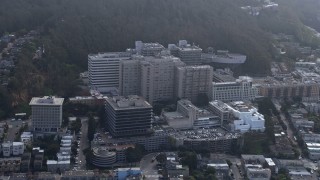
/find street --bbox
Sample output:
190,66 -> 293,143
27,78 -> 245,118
78,117 -> 89,170
140,153 -> 161,180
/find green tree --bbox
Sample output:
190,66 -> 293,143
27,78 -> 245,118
156,153 -> 166,164
126,144 -> 145,163
87,116 -> 97,141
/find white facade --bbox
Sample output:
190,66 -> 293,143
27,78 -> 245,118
30,96 -> 64,133
212,76 -> 258,102
12,142 -> 24,156
88,52 -> 131,91
209,101 -> 265,132
1,142 -> 24,157
2,142 -> 11,157
228,101 -> 265,132
20,132 -> 33,145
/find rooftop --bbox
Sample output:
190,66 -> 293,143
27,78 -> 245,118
106,95 -> 152,110
29,96 -> 64,106
63,170 -> 95,177
88,52 -> 131,60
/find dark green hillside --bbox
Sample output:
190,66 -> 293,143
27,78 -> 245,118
0,0 -> 319,117
1,0 -> 273,74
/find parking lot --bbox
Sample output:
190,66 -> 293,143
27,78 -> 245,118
5,118 -> 30,141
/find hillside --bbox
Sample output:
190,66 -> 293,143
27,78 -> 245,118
0,0 -> 320,117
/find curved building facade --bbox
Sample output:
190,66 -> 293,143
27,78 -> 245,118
91,147 -> 116,167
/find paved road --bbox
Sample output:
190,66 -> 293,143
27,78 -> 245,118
78,117 -> 89,169
230,164 -> 243,180
273,100 -> 302,155
140,153 -> 160,180
5,119 -> 26,141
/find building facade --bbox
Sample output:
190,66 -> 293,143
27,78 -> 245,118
119,58 -> 141,96
88,52 -> 131,91
135,41 -> 164,56
175,65 -> 213,103
212,76 -> 258,102
29,96 -> 64,133
169,40 -> 202,65
105,95 -> 152,137
140,56 -> 183,104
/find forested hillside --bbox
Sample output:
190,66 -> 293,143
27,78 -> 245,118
0,0 -> 320,117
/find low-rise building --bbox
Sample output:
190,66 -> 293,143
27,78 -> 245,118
0,157 -> 21,173
163,99 -> 220,130
275,159 -> 314,180
61,170 -> 97,180
2,141 -> 24,157
46,160 -> 70,173
166,155 -> 189,178
20,132 -> 33,145
115,167 -> 142,180
209,101 -> 265,132
241,155 -> 271,180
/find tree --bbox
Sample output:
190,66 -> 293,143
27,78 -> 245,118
88,116 -> 97,141
156,153 -> 166,164
70,118 -> 82,134
179,151 -> 197,171
126,144 -> 145,163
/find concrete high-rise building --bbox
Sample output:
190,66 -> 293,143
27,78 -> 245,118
29,96 -> 64,133
135,41 -> 165,56
105,95 -> 152,137
88,52 -> 131,91
212,76 -> 258,102
169,40 -> 202,65
175,65 -> 213,103
140,56 -> 184,104
119,56 -> 143,96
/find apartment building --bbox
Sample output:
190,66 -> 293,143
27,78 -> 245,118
175,65 -> 213,103
257,79 -> 319,100
212,76 -> 258,102
29,96 -> 64,133
88,52 -> 131,91
105,95 -> 152,137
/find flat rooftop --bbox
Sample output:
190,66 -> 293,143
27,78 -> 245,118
106,95 -> 152,110
88,52 -> 131,60
29,96 -> 64,106
63,170 -> 95,177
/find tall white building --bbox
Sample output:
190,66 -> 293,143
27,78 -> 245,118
88,52 -> 131,91
119,56 -> 143,96
175,65 -> 213,103
30,96 -> 64,133
212,76 -> 258,102
138,55 -> 183,104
